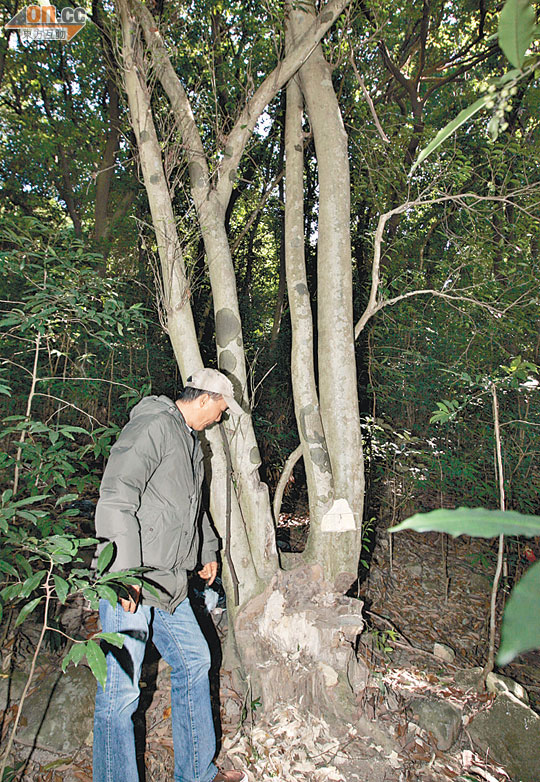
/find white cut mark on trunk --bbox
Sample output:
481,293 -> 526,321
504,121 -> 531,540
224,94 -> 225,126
320,498 -> 356,532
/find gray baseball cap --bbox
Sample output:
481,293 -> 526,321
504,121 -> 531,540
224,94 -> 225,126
185,368 -> 244,416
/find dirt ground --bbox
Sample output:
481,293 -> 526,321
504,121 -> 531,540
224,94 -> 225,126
2,516 -> 539,781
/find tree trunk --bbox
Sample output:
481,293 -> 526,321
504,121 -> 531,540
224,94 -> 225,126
117,0 -> 261,607
284,69 -> 335,554
290,1 -> 364,583
129,0 -> 353,592
93,78 -> 121,251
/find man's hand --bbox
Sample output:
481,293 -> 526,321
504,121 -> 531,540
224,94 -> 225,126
119,584 -> 141,613
198,561 -> 218,586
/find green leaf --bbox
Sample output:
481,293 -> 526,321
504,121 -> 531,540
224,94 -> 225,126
498,0 -> 536,69
79,537 -> 98,547
0,560 -> 18,576
55,493 -> 79,506
97,584 -> 118,606
53,574 -> 69,604
12,494 -> 50,508
96,542 -> 114,574
389,507 -> 540,538
95,632 -> 125,649
85,639 -> 108,690
62,641 -> 87,672
497,560 -> 540,664
409,96 -> 490,175
20,569 -> 47,598
15,553 -> 33,578
15,596 -> 42,626
1,583 -> 23,601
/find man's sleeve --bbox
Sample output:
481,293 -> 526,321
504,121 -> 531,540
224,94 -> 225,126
200,510 -> 219,566
95,416 -> 166,571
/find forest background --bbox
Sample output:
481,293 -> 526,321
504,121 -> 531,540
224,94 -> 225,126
0,0 -> 539,733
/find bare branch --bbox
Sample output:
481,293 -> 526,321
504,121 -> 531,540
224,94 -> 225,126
349,54 -> 390,144
355,192 -> 539,339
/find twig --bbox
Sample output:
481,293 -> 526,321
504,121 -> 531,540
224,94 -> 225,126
349,54 -> 390,143
482,383 -> 506,683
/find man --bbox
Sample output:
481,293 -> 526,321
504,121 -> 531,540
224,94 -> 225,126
93,368 -> 247,782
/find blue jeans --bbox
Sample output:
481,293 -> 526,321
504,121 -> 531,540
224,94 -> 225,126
93,598 -> 217,782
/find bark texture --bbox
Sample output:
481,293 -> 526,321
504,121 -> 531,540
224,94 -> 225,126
284,71 -> 335,533
117,0 -> 260,606
288,1 -> 364,582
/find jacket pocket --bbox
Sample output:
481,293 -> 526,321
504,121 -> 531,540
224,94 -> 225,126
141,509 -> 183,571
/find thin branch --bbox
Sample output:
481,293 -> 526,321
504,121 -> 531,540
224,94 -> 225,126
349,54 -> 389,143
482,384 -> 506,683
231,170 -> 284,254
354,192 -> 540,339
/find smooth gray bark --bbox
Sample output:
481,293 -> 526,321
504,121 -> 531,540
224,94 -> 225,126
290,1 -> 364,580
284,69 -> 335,541
117,0 -> 260,606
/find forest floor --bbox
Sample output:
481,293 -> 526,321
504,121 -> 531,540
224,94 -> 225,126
2,512 -> 539,782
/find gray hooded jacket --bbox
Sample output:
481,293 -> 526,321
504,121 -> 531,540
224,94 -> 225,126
95,395 -> 218,612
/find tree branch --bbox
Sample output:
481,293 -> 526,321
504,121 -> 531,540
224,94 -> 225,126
132,0 -> 351,207
350,54 -> 389,143
354,192 -> 538,339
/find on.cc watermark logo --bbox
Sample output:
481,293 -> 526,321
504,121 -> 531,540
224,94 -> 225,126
5,5 -> 87,42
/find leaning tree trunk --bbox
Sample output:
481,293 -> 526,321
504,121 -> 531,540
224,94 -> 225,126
117,0 -> 261,607
289,1 -> 364,585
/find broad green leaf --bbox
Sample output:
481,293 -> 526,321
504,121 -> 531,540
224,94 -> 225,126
48,535 -> 76,553
51,552 -> 74,564
389,507 -> 540,538
1,582 -> 23,601
85,639 -> 108,690
62,641 -> 87,672
99,572 -> 142,585
498,0 -> 536,68
15,553 -> 33,578
16,510 -> 39,522
79,537 -> 98,548
15,596 -> 42,626
0,560 -> 18,576
53,574 -> 69,604
20,569 -> 47,598
96,542 -> 114,574
96,584 -> 118,606
12,494 -> 49,508
410,96 -> 490,175
497,560 -> 540,664
95,632 -> 125,649
498,67 -> 524,83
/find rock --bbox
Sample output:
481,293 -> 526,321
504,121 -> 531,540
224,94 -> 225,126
404,564 -> 423,579
468,692 -> 540,782
408,696 -> 462,750
0,669 -> 27,713
486,672 -> 529,704
454,666 -> 483,692
433,642 -> 455,663
17,664 -> 96,754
